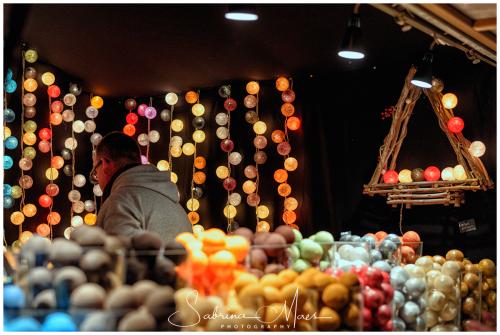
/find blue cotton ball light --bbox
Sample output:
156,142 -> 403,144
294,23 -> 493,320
4,195 -> 14,209
4,136 -> 18,150
4,156 -> 13,169
4,108 -> 15,123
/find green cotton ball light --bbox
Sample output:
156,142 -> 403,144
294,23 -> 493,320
299,239 -> 324,263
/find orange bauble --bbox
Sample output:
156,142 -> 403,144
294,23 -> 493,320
402,231 -> 421,249
209,250 -> 237,268
176,232 -> 198,247
201,228 -> 226,254
276,76 -> 290,92
188,211 -> 200,225
189,249 -> 209,275
277,183 -> 292,197
225,235 -> 250,262
185,91 -> 198,104
374,231 -> 388,241
281,103 -> 295,117
401,245 -> 416,264
274,169 -> 288,183
193,171 -> 206,184
194,156 -> 206,169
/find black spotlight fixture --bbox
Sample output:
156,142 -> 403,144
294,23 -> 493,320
338,6 -> 365,60
225,4 -> 258,21
411,52 -> 433,88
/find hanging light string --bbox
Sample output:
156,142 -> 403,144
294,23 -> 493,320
19,51 -> 27,241
274,76 -> 300,230
47,93 -> 56,241
187,90 -> 207,234
243,81 -> 270,232
69,104 -> 76,225
146,97 -> 152,161
167,102 -> 175,171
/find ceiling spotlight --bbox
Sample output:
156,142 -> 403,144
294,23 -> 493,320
225,4 -> 258,21
411,52 -> 433,88
338,12 -> 365,60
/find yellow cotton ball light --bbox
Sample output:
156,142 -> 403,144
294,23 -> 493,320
192,130 -> 206,143
45,167 -> 59,180
242,180 -> 256,194
84,213 -> 97,225
192,103 -> 205,116
253,121 -> 267,135
11,211 -> 25,225
23,132 -> 37,146
41,72 -> 55,86
284,157 -> 298,171
24,49 -> 38,63
170,172 -> 178,183
246,81 -> 260,95
171,119 -> 184,132
22,203 -> 37,217
453,164 -> 467,181
398,169 -> 413,183
23,79 -> 38,92
165,92 -> 178,105
20,231 -> 33,244
442,93 -> 458,109
216,166 -> 229,179
157,160 -> 170,171
4,126 -> 11,139
224,205 -> 237,219
11,186 -> 22,199
23,120 -> 37,133
182,143 -> 195,156
193,224 -> 205,237
256,205 -> 270,219
171,146 -> 182,158
441,167 -> 455,181
186,198 -> 200,211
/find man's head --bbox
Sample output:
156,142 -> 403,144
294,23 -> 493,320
91,131 -> 141,190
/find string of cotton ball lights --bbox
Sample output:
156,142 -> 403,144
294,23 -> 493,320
217,85 -> 240,232
274,76 -> 300,229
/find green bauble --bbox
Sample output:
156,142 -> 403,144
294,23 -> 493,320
292,229 -> 303,244
312,231 -> 335,252
288,245 -> 300,260
299,239 -> 324,263
292,259 -> 311,273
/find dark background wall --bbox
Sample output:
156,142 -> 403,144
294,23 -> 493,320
3,6 -> 496,262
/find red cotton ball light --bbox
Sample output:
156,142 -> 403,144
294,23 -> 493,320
424,166 -> 441,181
47,85 -> 61,98
220,139 -> 234,152
383,170 -> 398,184
126,112 -> 139,125
38,194 -> 53,208
447,117 -> 464,133
38,128 -> 52,141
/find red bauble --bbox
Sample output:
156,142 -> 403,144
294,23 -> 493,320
47,85 -> 61,98
38,194 -> 53,208
380,282 -> 394,303
363,287 -> 384,309
39,128 -> 52,140
363,307 -> 373,330
424,166 -> 441,181
126,112 -> 138,125
383,170 -> 398,184
376,304 -> 392,327
220,139 -> 234,152
447,117 -> 464,133
224,98 -> 237,112
364,267 -> 384,289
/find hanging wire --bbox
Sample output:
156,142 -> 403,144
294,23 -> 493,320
48,94 -> 55,241
19,50 -> 27,240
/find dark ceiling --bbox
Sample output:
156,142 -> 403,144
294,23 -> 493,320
4,3 -> 436,98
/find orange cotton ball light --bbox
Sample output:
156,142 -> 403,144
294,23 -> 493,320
51,156 -> 64,169
47,211 -> 61,225
286,116 -> 301,131
194,156 -> 206,169
246,81 -> 260,95
185,91 -> 198,104
123,124 -> 136,136
282,210 -> 297,224
271,130 -> 286,143
281,103 -> 295,117
274,169 -> 288,183
36,223 -> 51,237
91,96 -> 104,109
383,170 -> 399,184
277,183 -> 292,197
188,211 -> 200,225
50,113 -> 62,125
193,171 -> 206,184
276,76 -> 290,91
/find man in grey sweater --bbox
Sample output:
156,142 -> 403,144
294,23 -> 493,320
92,132 -> 192,243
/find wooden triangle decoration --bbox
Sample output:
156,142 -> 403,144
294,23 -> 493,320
363,67 -> 494,208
